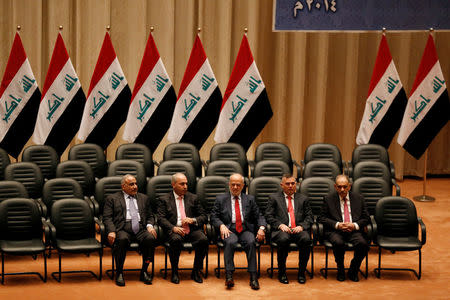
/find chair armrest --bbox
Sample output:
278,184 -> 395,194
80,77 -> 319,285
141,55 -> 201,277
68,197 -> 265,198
300,160 -> 306,179
42,219 -> 52,247
153,160 -> 160,167
35,198 -> 47,218
311,222 -> 319,245
265,224 -> 272,244
347,161 -> 353,178
204,223 -> 217,244
317,222 -> 324,244
201,159 -> 208,169
342,160 -> 349,176
94,217 -> 105,243
389,161 -> 396,179
370,215 -> 377,238
248,160 -> 255,177
392,178 -> 401,196
292,160 -> 302,181
87,196 -> 100,217
418,217 -> 426,245
46,219 -> 57,245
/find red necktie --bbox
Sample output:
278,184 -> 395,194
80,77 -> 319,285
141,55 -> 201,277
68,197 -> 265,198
343,198 -> 351,223
178,196 -> 190,234
287,195 -> 296,228
234,196 -> 243,233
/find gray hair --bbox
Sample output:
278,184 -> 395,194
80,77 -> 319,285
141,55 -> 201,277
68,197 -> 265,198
121,174 -> 135,185
171,172 -> 187,184
229,173 -> 244,183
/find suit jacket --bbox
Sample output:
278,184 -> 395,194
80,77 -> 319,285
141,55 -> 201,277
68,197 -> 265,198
265,192 -> 313,232
318,191 -> 369,232
157,191 -> 207,232
211,192 -> 266,234
103,191 -> 155,234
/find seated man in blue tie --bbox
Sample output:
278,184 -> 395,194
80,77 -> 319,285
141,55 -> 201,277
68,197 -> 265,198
103,174 -> 157,286
211,173 -> 266,290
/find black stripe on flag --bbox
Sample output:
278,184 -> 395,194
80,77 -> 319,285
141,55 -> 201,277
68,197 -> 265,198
368,88 -> 408,148
134,85 -> 177,152
402,89 -> 450,159
179,87 -> 222,149
227,88 -> 273,151
0,89 -> 41,158
85,86 -> 131,149
44,88 -> 86,155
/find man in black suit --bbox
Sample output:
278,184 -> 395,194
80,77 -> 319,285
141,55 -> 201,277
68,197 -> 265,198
158,173 -> 208,284
318,174 -> 369,282
265,174 -> 313,284
103,174 -> 157,286
211,173 -> 266,290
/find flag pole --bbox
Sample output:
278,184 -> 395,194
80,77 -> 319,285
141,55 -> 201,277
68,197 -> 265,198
17,25 -> 21,32
413,28 -> 435,202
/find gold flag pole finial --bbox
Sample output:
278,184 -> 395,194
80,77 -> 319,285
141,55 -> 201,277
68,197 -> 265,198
16,25 -> 21,32
106,25 -> 111,32
150,26 -> 154,33
244,27 -> 248,34
59,25 -> 63,31
382,27 -> 386,35
197,27 -> 201,34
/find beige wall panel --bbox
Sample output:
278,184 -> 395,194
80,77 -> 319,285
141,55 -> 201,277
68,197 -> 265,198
0,0 -> 14,78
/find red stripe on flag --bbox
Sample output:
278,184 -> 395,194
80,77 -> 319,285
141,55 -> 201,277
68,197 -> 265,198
130,33 -> 161,104
0,33 -> 27,97
177,35 -> 207,100
367,35 -> 392,97
87,32 -> 117,97
221,35 -> 254,110
409,34 -> 439,97
41,33 -> 69,100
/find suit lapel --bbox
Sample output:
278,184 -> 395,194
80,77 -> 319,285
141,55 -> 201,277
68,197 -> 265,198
225,193 -> 232,220
334,193 -> 343,222
120,193 -> 127,219
170,193 -> 178,217
293,193 -> 301,221
278,193 -> 289,220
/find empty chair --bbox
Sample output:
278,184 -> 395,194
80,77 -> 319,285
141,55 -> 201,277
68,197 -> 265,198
299,177 -> 335,219
146,175 -> 173,212
163,143 -> 202,177
352,161 -> 400,195
374,196 -> 426,279
22,145 -> 59,180
42,178 -> 85,215
0,198 -> 49,283
196,176 -> 229,217
0,147 -> 10,180
157,160 -> 196,193
56,160 -> 95,197
253,160 -> 291,179
0,181 -> 28,202
94,176 -> 123,217
68,143 -> 107,179
302,143 -> 344,175
209,143 -> 249,177
302,160 -> 341,181
351,177 -> 392,217
116,143 -> 154,178
107,159 -> 146,192
253,142 -> 300,178
349,144 -> 395,179
49,198 -> 103,281
4,162 -> 44,199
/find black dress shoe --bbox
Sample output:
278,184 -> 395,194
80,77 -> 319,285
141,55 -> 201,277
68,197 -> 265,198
140,271 -> 152,285
171,271 -> 180,284
298,272 -> 306,284
278,272 -> 289,284
191,269 -> 203,283
115,273 -> 125,286
348,270 -> 359,282
337,269 -> 346,282
250,273 -> 260,290
225,272 -> 234,288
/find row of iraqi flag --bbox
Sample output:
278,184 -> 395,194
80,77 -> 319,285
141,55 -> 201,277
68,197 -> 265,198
0,32 -> 273,158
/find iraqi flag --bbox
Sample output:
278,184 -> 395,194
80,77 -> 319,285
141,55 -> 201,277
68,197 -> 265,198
122,32 -> 176,152
214,34 -> 272,151
0,33 -> 41,158
356,34 -> 407,148
397,34 -> 450,159
32,33 -> 85,155
77,32 -> 131,149
167,35 -> 222,149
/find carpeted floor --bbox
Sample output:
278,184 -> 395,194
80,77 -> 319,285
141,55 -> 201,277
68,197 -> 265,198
0,178 -> 448,300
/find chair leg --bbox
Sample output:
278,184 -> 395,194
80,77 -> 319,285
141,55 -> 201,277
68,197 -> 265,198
216,246 -> 221,278
377,247 -> 382,278
43,250 -> 47,282
324,247 -> 328,279
257,247 -> 261,278
418,249 -> 422,279
2,251 -> 4,284
205,247 -> 209,278
269,246 -> 274,278
111,253 -> 115,280
164,246 -> 168,279
58,253 -> 62,282
310,245 -> 314,279
99,251 -> 102,280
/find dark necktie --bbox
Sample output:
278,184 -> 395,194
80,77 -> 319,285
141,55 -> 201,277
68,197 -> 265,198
234,196 -> 243,233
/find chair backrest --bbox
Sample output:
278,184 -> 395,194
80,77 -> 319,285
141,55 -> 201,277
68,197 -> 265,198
116,143 -> 154,177
253,160 -> 291,178
375,196 -> 418,238
42,178 -> 84,212
21,145 -> 59,180
51,198 -> 95,240
107,159 -> 147,192
352,161 -> 391,186
206,160 -> 244,178
255,142 -> 293,172
0,181 -> 29,202
56,160 -> 95,197
303,143 -> 343,172
157,160 -> 196,193
95,176 -> 123,215
351,177 -> 391,216
4,162 -> 44,199
196,176 -> 229,215
300,177 -> 335,217
0,198 -> 42,240
352,144 -> 390,169
0,147 -> 11,180
209,143 -> 249,177
302,160 -> 341,180
146,175 -> 173,212
68,143 -> 107,179
248,177 -> 282,214
163,143 -> 202,177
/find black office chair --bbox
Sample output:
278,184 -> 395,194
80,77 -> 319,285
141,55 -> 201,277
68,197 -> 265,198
252,142 -> 301,179
157,160 -> 196,193
94,176 -> 123,218
107,159 -> 147,192
56,160 -> 96,197
22,144 -> 59,180
352,161 -> 400,195
0,147 -> 10,180
163,143 -> 203,178
116,143 -> 154,178
349,144 -> 396,179
351,177 -> 392,217
373,196 -> 426,279
0,181 -> 28,202
49,198 -> 103,281
302,143 -> 345,175
68,143 -> 107,179
0,198 -> 50,283
209,143 -> 249,177
252,160 -> 291,179
301,160 -> 341,181
42,178 -> 85,217
197,176 -> 229,218
299,177 -> 335,221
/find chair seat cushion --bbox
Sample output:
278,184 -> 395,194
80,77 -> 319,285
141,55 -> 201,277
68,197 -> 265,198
376,236 -> 422,250
0,239 -> 45,254
56,238 -> 102,252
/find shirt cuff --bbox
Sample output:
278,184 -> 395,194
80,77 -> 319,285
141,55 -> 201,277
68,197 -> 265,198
193,218 -> 198,225
353,223 -> 359,230
146,224 -> 153,229
259,226 -> 265,231
335,222 -> 340,229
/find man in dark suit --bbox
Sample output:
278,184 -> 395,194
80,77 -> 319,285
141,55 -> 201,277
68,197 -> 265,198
211,173 -> 266,290
158,173 -> 208,284
318,174 -> 370,282
103,174 -> 157,286
265,174 -> 313,284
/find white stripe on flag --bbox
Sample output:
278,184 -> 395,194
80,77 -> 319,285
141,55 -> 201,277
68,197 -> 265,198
397,62 -> 446,146
0,59 -> 38,141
